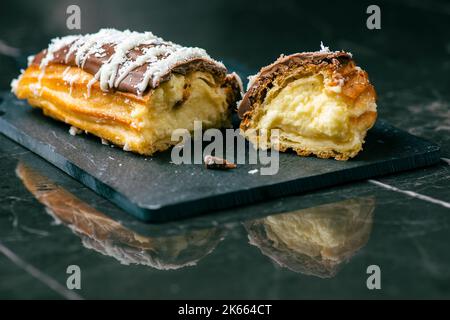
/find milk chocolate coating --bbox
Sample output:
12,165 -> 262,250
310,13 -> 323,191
237,51 -> 352,118
31,43 -> 230,95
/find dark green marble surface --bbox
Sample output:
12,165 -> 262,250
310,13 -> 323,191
0,0 -> 449,299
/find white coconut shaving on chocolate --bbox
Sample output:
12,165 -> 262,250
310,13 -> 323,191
37,29 -> 226,96
320,41 -> 330,53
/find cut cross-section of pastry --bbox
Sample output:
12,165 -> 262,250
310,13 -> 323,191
11,29 -> 242,155
238,48 -> 377,160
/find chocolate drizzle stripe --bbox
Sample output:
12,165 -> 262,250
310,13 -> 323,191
31,29 -> 228,95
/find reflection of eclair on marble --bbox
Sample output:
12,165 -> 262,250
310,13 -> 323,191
16,163 -> 225,270
11,29 -> 242,155
244,197 -> 375,278
238,45 -> 377,160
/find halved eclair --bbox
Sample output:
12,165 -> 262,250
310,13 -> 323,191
238,48 -> 377,160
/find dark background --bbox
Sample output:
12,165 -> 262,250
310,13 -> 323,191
0,0 -> 450,299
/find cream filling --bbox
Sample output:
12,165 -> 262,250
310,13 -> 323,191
135,71 -> 231,146
256,74 -> 362,153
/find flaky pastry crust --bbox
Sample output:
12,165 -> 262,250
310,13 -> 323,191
238,51 -> 377,160
14,64 -> 240,155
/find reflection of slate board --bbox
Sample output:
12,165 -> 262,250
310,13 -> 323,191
0,92 -> 441,222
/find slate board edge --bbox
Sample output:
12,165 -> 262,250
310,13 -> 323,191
0,109 -> 441,222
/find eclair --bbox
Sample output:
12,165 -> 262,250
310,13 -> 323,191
11,29 -> 242,155
238,46 -> 377,160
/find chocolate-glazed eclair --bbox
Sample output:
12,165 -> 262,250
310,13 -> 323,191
238,47 -> 377,160
11,29 -> 242,155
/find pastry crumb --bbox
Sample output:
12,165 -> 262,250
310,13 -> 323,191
204,155 -> 237,170
69,126 -> 82,136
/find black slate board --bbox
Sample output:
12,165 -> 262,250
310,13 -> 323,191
0,92 -> 441,222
